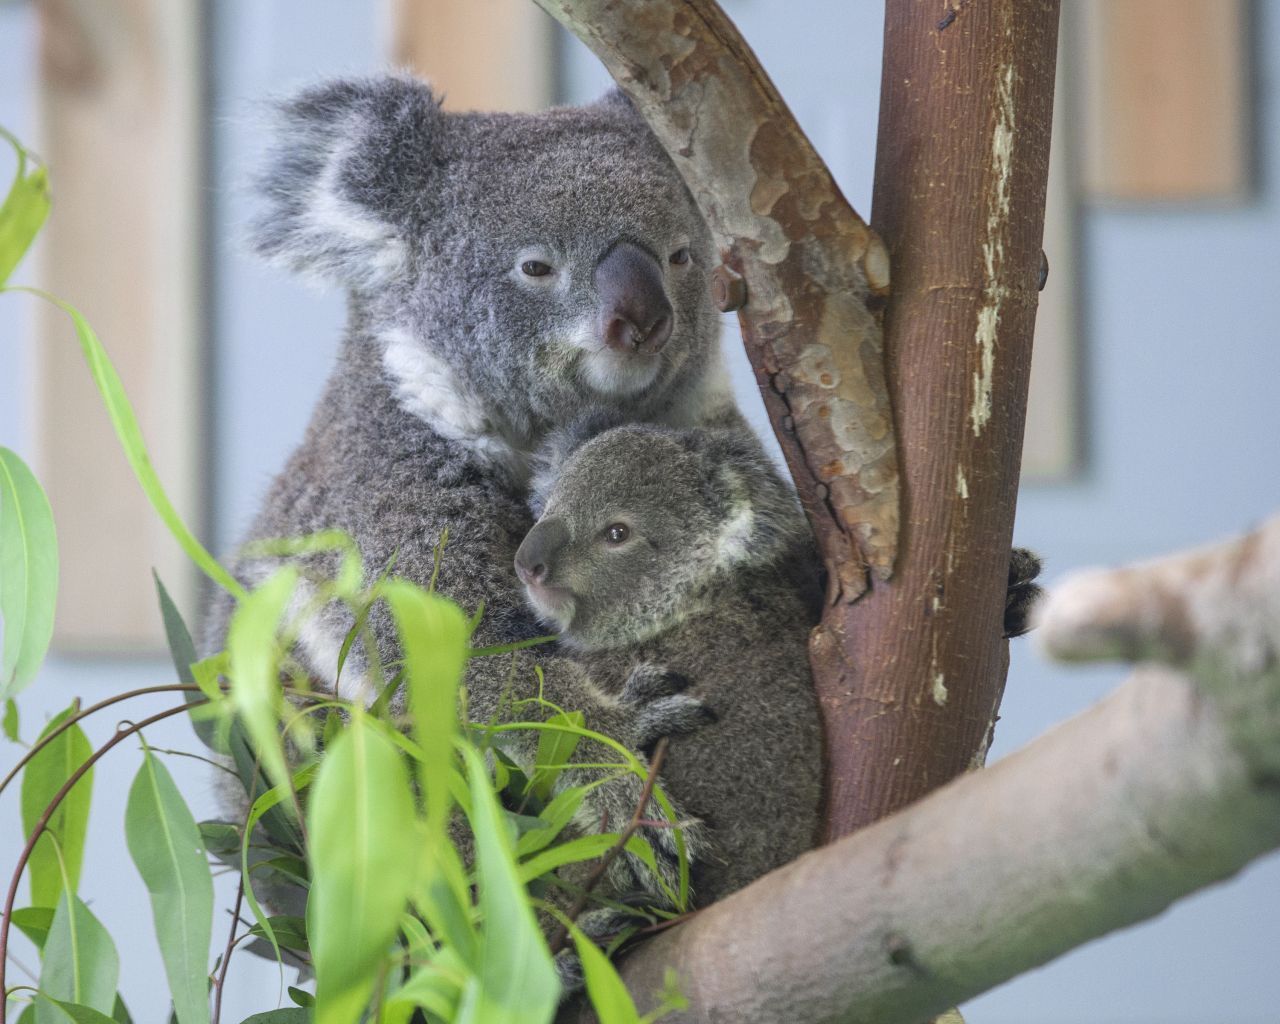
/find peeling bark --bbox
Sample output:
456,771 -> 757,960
534,0 -> 900,602
563,517 -> 1280,1023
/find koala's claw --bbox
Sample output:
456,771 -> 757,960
1004,547 -> 1044,639
620,664 -> 692,702
619,665 -> 713,753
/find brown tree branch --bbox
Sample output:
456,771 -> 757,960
812,0 -> 1061,838
534,0 -> 900,604
562,515 -> 1280,1023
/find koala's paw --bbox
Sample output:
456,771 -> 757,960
1004,547 -> 1045,639
554,948 -> 585,996
619,664 -> 716,754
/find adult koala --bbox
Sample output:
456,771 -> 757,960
203,75 -> 741,891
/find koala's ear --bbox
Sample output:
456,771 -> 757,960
249,74 -> 443,290
528,411 -> 630,517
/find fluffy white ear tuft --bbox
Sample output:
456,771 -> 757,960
248,75 -> 439,291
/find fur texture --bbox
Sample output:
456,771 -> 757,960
518,424 -> 825,903
203,75 -> 751,900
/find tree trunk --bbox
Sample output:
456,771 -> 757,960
816,0 -> 1060,839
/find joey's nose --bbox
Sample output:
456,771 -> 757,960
594,240 -> 675,355
515,519 -> 570,587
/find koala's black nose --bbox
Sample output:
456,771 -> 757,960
515,519 -> 570,587
594,240 -> 675,355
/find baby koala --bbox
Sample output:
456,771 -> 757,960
515,422 -> 825,904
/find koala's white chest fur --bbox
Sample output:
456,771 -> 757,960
379,326 -> 531,480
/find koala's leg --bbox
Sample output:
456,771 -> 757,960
1005,547 -> 1045,638
466,653 -> 710,907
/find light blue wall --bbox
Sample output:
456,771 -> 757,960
2,1 -> 1278,1021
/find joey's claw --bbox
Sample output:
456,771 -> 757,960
1005,547 -> 1045,639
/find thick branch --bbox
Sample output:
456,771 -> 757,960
564,516 -> 1280,1023
814,0 -> 1061,838
535,0 -> 899,601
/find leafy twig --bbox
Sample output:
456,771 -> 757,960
547,738 -> 670,956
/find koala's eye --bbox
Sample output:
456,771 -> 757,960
521,260 -> 553,277
669,247 -> 691,266
603,523 -> 631,546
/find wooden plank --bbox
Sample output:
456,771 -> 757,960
388,0 -> 555,111
1081,0 -> 1248,201
35,0 -> 203,652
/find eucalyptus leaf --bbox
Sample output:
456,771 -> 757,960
235,1013 -> 309,1024
124,746 -> 213,1024
37,893 -> 119,1023
456,744 -> 559,1022
21,707 -> 92,908
515,786 -> 587,858
110,995 -> 132,1024
308,715 -> 418,1024
530,711 -> 584,802
383,583 -> 468,835
10,905 -> 54,950
0,447 -> 58,701
565,919 -> 642,1024
226,567 -> 298,791
33,999 -> 117,1024
11,290 -> 242,597
154,573 -> 226,755
0,128 -> 51,285
286,987 -> 314,1009
517,832 -> 619,885
248,915 -> 308,954
3,696 -> 18,741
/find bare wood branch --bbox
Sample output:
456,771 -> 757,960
814,0 -> 1061,838
534,0 -> 900,602
562,516 -> 1280,1023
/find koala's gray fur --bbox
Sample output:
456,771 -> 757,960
202,74 -> 755,898
517,423 -> 824,903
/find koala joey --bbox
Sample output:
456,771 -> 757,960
517,422 -> 826,905
202,75 -> 748,903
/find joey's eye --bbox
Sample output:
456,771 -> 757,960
669,247 -> 691,266
521,260 -> 553,277
603,523 -> 630,545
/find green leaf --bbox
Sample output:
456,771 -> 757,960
0,129 -> 51,286
37,893 -> 119,1023
4,697 -> 18,742
248,915 -> 308,954
8,289 -> 242,599
382,583 -> 468,834
226,567 -> 298,791
33,998 -> 117,1024
308,714 -> 418,1024
286,987 -> 315,1009
412,830 -> 477,968
515,786 -> 587,858
21,707 -> 92,908
517,832 -> 619,884
197,820 -> 240,858
385,963 -> 465,1021
565,919 -> 642,1024
0,447 -> 58,701
530,711 -> 584,802
124,746 -> 214,1024
10,905 -> 55,950
236,1012 -> 310,1023
456,744 -> 559,1023
110,994 -> 133,1024
154,573 -> 227,755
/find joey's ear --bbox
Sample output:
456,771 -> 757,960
528,411 -> 631,517
249,74 -> 443,290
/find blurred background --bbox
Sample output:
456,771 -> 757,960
1,1 -> 1278,1021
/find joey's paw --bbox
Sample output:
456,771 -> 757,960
620,665 -> 716,753
554,948 -> 585,995
1005,547 -> 1045,639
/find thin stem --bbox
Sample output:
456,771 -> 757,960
0,701 -> 205,1024
547,738 -> 670,956
0,685 -> 202,796
211,877 -> 245,1024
